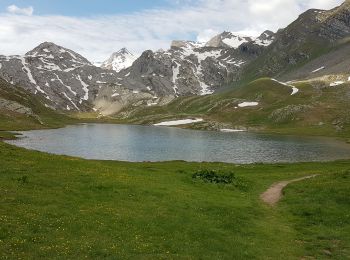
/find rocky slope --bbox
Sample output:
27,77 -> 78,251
242,1 -> 350,80
0,42 -> 121,112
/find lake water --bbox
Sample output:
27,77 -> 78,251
7,123 -> 350,163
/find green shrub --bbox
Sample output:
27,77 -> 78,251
192,169 -> 234,184
192,169 -> 248,190
17,175 -> 28,184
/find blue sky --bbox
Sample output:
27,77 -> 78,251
0,0 -> 173,16
0,0 -> 343,61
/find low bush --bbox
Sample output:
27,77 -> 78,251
192,169 -> 234,184
192,169 -> 248,190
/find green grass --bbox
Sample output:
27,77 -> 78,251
0,141 -> 349,259
280,170 -> 350,259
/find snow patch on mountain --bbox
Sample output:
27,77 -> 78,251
222,34 -> 251,48
206,30 -> 275,49
76,75 -> 89,102
272,79 -> 299,95
312,66 -> 325,73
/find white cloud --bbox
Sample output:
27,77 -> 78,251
7,5 -> 33,16
196,29 -> 220,43
0,0 -> 343,62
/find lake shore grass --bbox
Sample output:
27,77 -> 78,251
0,140 -> 349,259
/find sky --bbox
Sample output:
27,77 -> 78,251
0,0 -> 344,62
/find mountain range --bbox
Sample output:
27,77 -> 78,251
0,29 -> 275,114
1,1 -> 350,123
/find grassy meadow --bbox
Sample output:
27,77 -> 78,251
0,141 -> 349,259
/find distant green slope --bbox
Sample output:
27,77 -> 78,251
119,78 -> 350,137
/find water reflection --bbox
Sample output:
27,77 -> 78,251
7,124 -> 350,163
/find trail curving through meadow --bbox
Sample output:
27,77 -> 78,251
261,175 -> 319,206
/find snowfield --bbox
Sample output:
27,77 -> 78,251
154,118 -> 203,126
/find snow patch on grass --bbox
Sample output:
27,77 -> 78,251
220,129 -> 245,133
238,102 -> 259,108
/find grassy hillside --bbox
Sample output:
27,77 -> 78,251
0,79 -> 75,131
0,141 -> 349,259
118,78 -> 350,137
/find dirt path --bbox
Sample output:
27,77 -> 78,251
260,175 -> 319,206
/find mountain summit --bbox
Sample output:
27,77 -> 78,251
101,48 -> 137,72
26,42 -> 91,66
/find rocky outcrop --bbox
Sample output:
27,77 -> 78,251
269,105 -> 313,123
0,97 -> 33,115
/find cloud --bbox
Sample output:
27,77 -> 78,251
0,0 -> 343,62
196,29 -> 220,43
7,5 -> 33,16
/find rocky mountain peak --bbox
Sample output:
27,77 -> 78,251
26,42 -> 91,65
257,30 -> 275,40
253,30 -> 276,46
101,48 -> 137,72
116,47 -> 132,55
